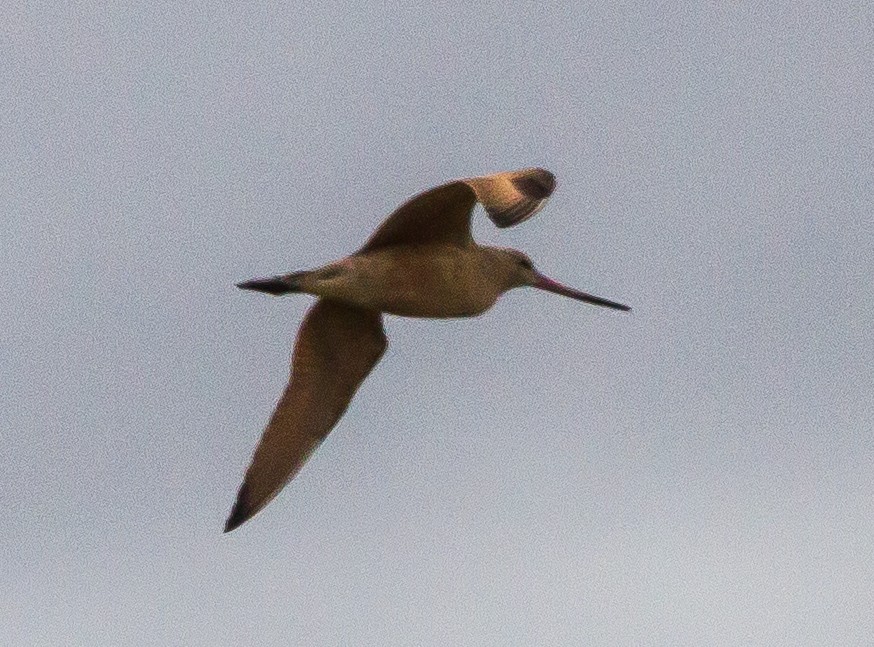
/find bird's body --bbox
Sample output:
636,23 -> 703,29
225,168 -> 629,532
281,245 -> 521,318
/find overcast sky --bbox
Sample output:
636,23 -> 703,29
4,3 -> 873,645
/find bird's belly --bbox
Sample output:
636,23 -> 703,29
373,285 -> 495,318
360,272 -> 497,318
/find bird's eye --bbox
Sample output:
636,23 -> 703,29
518,256 -> 533,270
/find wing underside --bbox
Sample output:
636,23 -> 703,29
225,299 -> 387,532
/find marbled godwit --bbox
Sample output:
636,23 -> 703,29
225,168 -> 629,532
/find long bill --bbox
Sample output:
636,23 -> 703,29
534,274 -> 631,312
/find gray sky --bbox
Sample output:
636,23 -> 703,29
4,3 -> 873,645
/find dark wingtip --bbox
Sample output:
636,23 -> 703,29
489,169 -> 557,228
512,168 -> 556,200
236,276 -> 295,296
224,484 -> 253,533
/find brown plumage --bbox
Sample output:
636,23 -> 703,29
225,168 -> 629,532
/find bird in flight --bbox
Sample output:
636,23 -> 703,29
225,168 -> 629,532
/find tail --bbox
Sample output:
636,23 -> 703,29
236,272 -> 303,295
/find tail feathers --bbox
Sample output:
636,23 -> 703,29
236,274 -> 301,295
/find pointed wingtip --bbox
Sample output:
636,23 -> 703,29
223,484 -> 253,533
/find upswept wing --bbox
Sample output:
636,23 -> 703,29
225,300 -> 387,532
359,168 -> 556,252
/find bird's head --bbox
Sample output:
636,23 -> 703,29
497,248 -> 631,312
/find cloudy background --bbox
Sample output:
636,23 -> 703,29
4,3 -> 872,645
